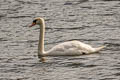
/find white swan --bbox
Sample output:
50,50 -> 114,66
29,17 -> 105,62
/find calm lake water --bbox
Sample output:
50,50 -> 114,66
0,0 -> 120,80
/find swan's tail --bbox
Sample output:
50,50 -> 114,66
94,46 -> 106,53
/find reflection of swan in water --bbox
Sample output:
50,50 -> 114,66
29,17 -> 105,62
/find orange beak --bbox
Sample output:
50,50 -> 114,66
29,22 -> 36,27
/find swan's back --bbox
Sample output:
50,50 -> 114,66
45,40 -> 96,56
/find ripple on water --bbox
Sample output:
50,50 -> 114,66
113,72 -> 120,76
0,0 -> 120,80
65,61 -> 97,68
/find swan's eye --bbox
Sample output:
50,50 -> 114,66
29,19 -> 37,27
33,19 -> 37,23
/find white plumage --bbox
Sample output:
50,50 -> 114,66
45,41 -> 95,56
29,17 -> 105,61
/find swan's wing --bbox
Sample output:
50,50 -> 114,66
72,41 -> 95,53
45,41 -> 95,56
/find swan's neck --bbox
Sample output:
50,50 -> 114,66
38,20 -> 45,57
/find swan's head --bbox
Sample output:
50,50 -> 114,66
29,17 -> 44,27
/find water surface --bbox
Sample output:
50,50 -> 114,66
0,0 -> 120,80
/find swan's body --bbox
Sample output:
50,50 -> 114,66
29,17 -> 105,61
44,40 -> 104,56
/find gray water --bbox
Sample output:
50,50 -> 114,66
0,0 -> 120,80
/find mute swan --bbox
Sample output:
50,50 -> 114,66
29,17 -> 105,62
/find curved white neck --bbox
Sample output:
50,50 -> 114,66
38,20 -> 45,57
